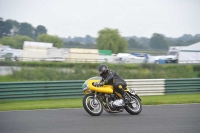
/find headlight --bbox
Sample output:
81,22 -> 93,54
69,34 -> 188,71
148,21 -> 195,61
82,82 -> 88,91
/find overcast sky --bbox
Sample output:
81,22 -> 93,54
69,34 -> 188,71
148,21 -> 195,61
0,0 -> 200,38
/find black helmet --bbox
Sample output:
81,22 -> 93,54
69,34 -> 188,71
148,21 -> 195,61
98,64 -> 109,77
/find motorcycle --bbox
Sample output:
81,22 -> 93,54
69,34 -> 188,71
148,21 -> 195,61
82,76 -> 142,116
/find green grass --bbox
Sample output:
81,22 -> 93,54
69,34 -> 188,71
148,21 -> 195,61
141,93 -> 200,105
1,64 -> 200,82
0,94 -> 200,111
0,99 -> 82,111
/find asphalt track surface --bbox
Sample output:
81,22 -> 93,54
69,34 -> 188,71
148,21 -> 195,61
0,104 -> 200,133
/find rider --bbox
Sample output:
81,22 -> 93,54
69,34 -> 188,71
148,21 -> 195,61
97,64 -> 130,103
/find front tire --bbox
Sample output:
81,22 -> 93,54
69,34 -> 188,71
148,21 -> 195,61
83,94 -> 103,116
125,95 -> 142,115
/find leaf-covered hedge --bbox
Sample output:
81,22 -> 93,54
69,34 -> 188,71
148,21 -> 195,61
0,61 -> 200,82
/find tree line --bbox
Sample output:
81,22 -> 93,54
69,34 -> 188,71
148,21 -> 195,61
0,17 -> 47,39
64,31 -> 200,53
0,17 -> 63,49
1,17 -> 200,53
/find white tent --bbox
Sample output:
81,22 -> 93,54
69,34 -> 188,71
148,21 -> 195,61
178,42 -> 200,63
21,41 -> 53,61
44,48 -> 68,62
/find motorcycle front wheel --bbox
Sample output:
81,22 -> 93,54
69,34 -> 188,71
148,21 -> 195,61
125,95 -> 142,115
83,94 -> 103,116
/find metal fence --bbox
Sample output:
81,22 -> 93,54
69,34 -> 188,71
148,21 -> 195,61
165,78 -> 200,94
126,79 -> 165,96
0,78 -> 199,101
0,80 -> 84,101
1,56 -> 147,64
1,57 -> 109,63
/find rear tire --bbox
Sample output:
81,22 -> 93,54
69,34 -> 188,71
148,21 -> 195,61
125,95 -> 142,115
83,94 -> 103,116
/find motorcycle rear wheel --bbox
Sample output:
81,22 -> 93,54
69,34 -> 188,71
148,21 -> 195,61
125,95 -> 142,115
83,94 -> 103,116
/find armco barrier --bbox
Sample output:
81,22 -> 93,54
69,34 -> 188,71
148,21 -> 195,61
0,80 -> 84,100
126,79 -> 165,96
0,78 -> 199,100
165,78 -> 200,94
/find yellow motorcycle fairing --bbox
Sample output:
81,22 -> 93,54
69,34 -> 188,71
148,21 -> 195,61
87,80 -> 130,98
88,80 -> 114,94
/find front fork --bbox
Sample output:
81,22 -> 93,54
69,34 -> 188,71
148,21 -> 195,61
93,92 -> 99,105
127,92 -> 142,101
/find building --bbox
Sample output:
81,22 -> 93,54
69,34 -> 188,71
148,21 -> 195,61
21,41 -> 53,61
178,42 -> 200,63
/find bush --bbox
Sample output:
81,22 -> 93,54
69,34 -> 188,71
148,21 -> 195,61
0,62 -> 200,82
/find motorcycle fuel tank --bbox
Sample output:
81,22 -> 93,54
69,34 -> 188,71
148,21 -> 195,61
88,80 -> 114,93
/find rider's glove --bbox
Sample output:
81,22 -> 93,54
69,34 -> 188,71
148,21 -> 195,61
98,82 -> 104,87
94,82 -> 104,87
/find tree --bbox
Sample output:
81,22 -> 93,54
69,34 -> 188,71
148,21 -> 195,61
0,36 -> 16,47
0,19 -> 13,38
128,38 -> 140,49
175,40 -> 184,46
18,22 -> 34,38
0,19 -> 4,38
139,37 -> 150,48
0,35 -> 33,49
12,35 -> 33,49
37,34 -> 63,48
35,25 -> 47,38
74,37 -> 84,43
8,20 -> 20,36
96,28 -> 128,53
84,35 -> 93,44
194,34 -> 200,43
150,33 -> 168,50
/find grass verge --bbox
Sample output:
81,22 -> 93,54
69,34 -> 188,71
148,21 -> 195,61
0,93 -> 200,111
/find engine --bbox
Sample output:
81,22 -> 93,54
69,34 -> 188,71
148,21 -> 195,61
107,94 -> 125,109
